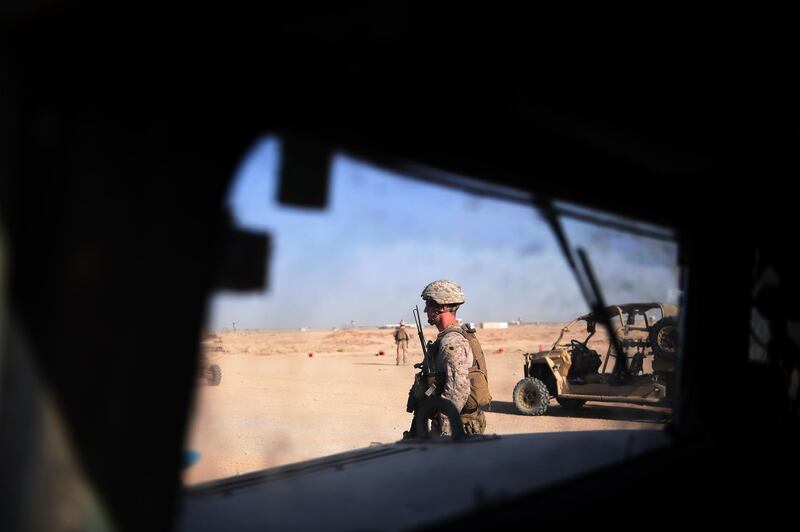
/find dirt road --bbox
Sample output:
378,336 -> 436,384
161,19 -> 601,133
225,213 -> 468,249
184,325 -> 670,485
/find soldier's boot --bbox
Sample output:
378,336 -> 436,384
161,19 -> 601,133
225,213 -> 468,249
460,410 -> 486,435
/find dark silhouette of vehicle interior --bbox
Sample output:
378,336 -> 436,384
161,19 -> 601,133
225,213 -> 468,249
1,7 -> 797,531
514,303 -> 678,415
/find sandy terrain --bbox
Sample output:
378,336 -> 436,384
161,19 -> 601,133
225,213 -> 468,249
183,324 -> 670,485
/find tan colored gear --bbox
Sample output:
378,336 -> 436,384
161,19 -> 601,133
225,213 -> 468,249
421,279 -> 465,305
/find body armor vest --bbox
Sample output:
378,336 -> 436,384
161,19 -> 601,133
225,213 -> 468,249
430,324 -> 492,411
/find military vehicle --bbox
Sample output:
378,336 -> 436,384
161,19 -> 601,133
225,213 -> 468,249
199,335 -> 223,386
513,303 -> 678,415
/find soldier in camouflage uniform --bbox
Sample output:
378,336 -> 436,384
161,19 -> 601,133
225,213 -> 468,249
394,320 -> 410,365
421,280 -> 490,435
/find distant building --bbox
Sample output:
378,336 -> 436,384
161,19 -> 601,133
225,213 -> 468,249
481,321 -> 508,329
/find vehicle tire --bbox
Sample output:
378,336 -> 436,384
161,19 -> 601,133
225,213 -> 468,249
556,397 -> 586,410
513,377 -> 550,416
650,317 -> 678,361
206,364 -> 222,386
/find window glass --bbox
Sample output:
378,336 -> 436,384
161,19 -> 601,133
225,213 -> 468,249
183,136 -> 680,485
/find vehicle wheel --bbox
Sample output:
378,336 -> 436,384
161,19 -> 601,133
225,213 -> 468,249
513,377 -> 550,415
206,364 -> 222,386
650,317 -> 678,361
556,397 -> 586,410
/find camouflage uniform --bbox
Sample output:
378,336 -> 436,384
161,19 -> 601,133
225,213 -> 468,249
431,325 -> 474,435
394,324 -> 410,365
411,279 -> 490,436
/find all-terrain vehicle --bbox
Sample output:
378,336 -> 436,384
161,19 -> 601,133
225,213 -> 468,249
199,334 -> 223,386
513,303 -> 678,415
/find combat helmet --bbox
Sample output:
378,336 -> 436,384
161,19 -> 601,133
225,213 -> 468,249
421,279 -> 465,306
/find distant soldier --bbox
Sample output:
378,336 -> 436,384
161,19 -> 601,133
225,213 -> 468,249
419,280 -> 492,435
394,320 -> 410,365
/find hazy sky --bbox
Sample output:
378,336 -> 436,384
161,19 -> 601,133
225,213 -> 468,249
207,137 -> 680,330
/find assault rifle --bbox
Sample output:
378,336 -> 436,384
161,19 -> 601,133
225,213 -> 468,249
403,305 -> 437,438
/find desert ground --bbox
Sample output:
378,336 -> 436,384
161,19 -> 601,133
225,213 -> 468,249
183,323 -> 670,485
